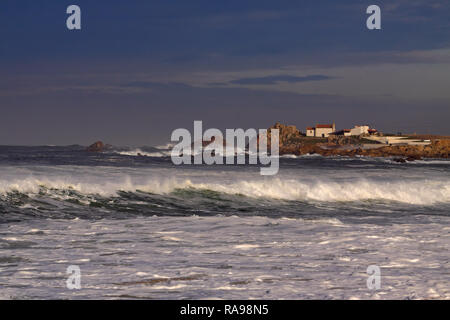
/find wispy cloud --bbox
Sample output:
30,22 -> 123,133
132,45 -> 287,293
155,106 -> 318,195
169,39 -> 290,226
228,74 -> 333,85
122,81 -> 191,89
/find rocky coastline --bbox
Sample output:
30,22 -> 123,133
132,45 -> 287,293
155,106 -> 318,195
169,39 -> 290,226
85,123 -> 450,161
268,123 -> 450,160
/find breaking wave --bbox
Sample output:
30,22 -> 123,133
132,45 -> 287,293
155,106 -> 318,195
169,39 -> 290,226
1,176 -> 449,205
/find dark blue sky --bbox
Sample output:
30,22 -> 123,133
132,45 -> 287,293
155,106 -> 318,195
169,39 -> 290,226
1,0 -> 449,145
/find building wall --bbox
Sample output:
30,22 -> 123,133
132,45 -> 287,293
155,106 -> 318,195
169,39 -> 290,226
315,128 -> 333,137
350,125 -> 369,136
306,129 -> 315,137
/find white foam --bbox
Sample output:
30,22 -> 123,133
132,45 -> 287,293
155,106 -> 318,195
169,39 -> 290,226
280,154 -> 299,159
183,178 -> 450,205
154,143 -> 175,150
116,149 -> 171,157
0,166 -> 449,205
234,244 -> 260,250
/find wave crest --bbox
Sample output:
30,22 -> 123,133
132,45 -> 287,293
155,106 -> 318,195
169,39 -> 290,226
1,176 -> 449,205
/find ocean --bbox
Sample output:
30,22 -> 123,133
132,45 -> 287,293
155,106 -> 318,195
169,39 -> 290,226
0,145 -> 449,299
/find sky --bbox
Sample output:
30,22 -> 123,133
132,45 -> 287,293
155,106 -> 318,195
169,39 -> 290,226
0,0 -> 449,146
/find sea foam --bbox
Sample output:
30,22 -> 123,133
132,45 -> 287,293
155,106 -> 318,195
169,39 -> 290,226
1,172 -> 449,205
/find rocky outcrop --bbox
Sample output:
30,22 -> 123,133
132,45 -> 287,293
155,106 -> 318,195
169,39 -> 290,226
328,135 -> 365,145
357,140 -> 450,158
311,140 -> 449,158
268,123 -> 450,159
263,123 -> 304,152
86,141 -> 112,152
268,122 -> 303,145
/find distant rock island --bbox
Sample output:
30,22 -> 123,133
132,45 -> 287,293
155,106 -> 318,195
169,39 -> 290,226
86,141 -> 113,152
267,123 -> 450,160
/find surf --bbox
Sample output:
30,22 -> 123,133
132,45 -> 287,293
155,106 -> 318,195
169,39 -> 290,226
1,173 -> 449,206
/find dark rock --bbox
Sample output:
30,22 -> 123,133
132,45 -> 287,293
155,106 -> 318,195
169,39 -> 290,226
406,155 -> 422,162
393,157 -> 407,163
86,141 -> 105,152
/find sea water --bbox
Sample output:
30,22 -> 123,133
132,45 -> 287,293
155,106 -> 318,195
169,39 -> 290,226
0,145 -> 449,299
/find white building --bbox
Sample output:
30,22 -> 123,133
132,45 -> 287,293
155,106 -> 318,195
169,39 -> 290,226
306,123 -> 336,138
349,125 -> 370,136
